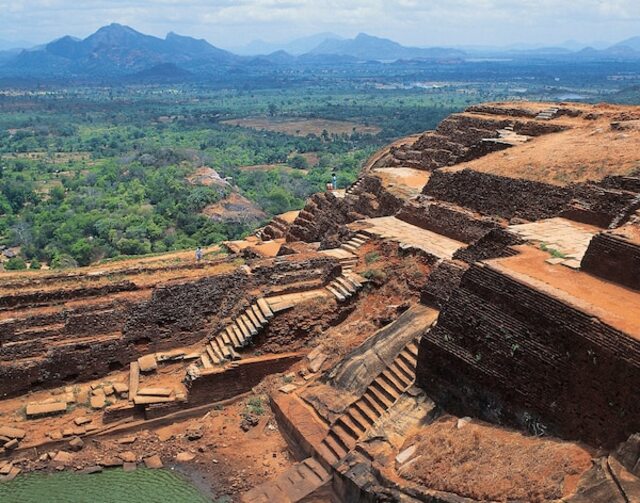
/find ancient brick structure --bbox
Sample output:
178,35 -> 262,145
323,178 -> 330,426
417,263 -> 640,448
581,231 -> 640,291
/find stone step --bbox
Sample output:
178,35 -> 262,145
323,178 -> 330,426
351,236 -> 367,244
349,404 -> 376,431
361,391 -> 386,417
355,233 -> 370,241
236,317 -> 252,340
323,432 -> 348,461
335,277 -> 356,294
326,285 -> 346,302
240,314 -> 258,336
380,369 -> 407,395
232,324 -> 247,346
200,353 -> 213,369
206,344 -> 223,365
316,442 -> 340,466
228,345 -> 242,360
302,457 -> 331,484
394,357 -> 415,381
129,362 -> 140,399
341,243 -> 358,253
214,339 -> 232,359
336,414 -> 365,439
398,349 -> 417,370
257,298 -> 274,319
369,380 -> 396,408
331,281 -> 352,298
331,422 -> 357,451
220,329 -> 233,347
342,407 -> 368,433
245,308 -> 262,330
388,362 -> 413,387
406,342 -> 419,359
251,304 -> 268,325
342,274 -> 363,289
227,326 -> 241,348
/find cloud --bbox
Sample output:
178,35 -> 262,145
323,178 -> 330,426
0,0 -> 638,47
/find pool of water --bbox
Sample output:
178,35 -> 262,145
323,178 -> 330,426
0,467 -> 211,503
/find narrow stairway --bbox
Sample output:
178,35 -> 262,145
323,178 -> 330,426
326,271 -> 368,302
241,457 -> 332,503
317,339 -> 419,466
536,107 -> 559,120
197,298 -> 274,369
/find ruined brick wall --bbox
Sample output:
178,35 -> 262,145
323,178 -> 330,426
187,354 -> 303,407
581,232 -> 640,291
397,200 -> 500,244
287,176 -> 403,244
122,270 -> 251,349
453,228 -> 523,264
0,256 -> 338,398
416,264 -> 640,448
420,260 -> 468,309
422,170 -> 635,228
423,170 -> 573,221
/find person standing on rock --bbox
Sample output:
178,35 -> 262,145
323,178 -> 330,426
195,247 -> 203,262
332,172 -> 337,190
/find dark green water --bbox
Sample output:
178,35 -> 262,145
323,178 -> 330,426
0,467 -> 211,503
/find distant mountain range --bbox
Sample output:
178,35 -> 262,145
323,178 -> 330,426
234,32 -> 344,56
309,33 -> 465,60
0,24 -> 638,82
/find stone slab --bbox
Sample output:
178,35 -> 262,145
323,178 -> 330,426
0,426 -> 26,440
137,354 -> 158,373
137,387 -> 173,397
26,402 -> 67,418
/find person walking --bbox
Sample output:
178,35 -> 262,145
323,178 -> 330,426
195,247 -> 203,262
332,172 -> 337,190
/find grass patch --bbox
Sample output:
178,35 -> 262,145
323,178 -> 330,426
540,243 -> 567,259
364,251 -> 380,264
246,396 -> 265,416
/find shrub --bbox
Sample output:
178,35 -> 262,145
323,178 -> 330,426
4,257 -> 27,270
29,258 -> 42,270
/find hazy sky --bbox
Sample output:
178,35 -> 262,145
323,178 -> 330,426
1,0 -> 638,48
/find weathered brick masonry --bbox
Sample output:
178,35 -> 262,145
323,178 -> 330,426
417,263 -> 640,448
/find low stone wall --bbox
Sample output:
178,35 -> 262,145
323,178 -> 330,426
581,232 -> 640,291
416,263 -> 640,448
187,353 -> 303,407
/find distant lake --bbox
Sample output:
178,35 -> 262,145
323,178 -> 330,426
0,467 -> 212,503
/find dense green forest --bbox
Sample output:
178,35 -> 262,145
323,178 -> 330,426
0,86 -> 475,268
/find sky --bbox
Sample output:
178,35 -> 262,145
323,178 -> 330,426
0,0 -> 638,49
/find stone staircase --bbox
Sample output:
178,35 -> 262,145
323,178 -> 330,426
536,107 -> 559,121
339,232 -> 369,256
317,339 -> 419,466
256,215 -> 291,241
325,272 -> 368,303
241,457 -> 332,503
346,176 -> 365,196
198,298 -> 274,368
